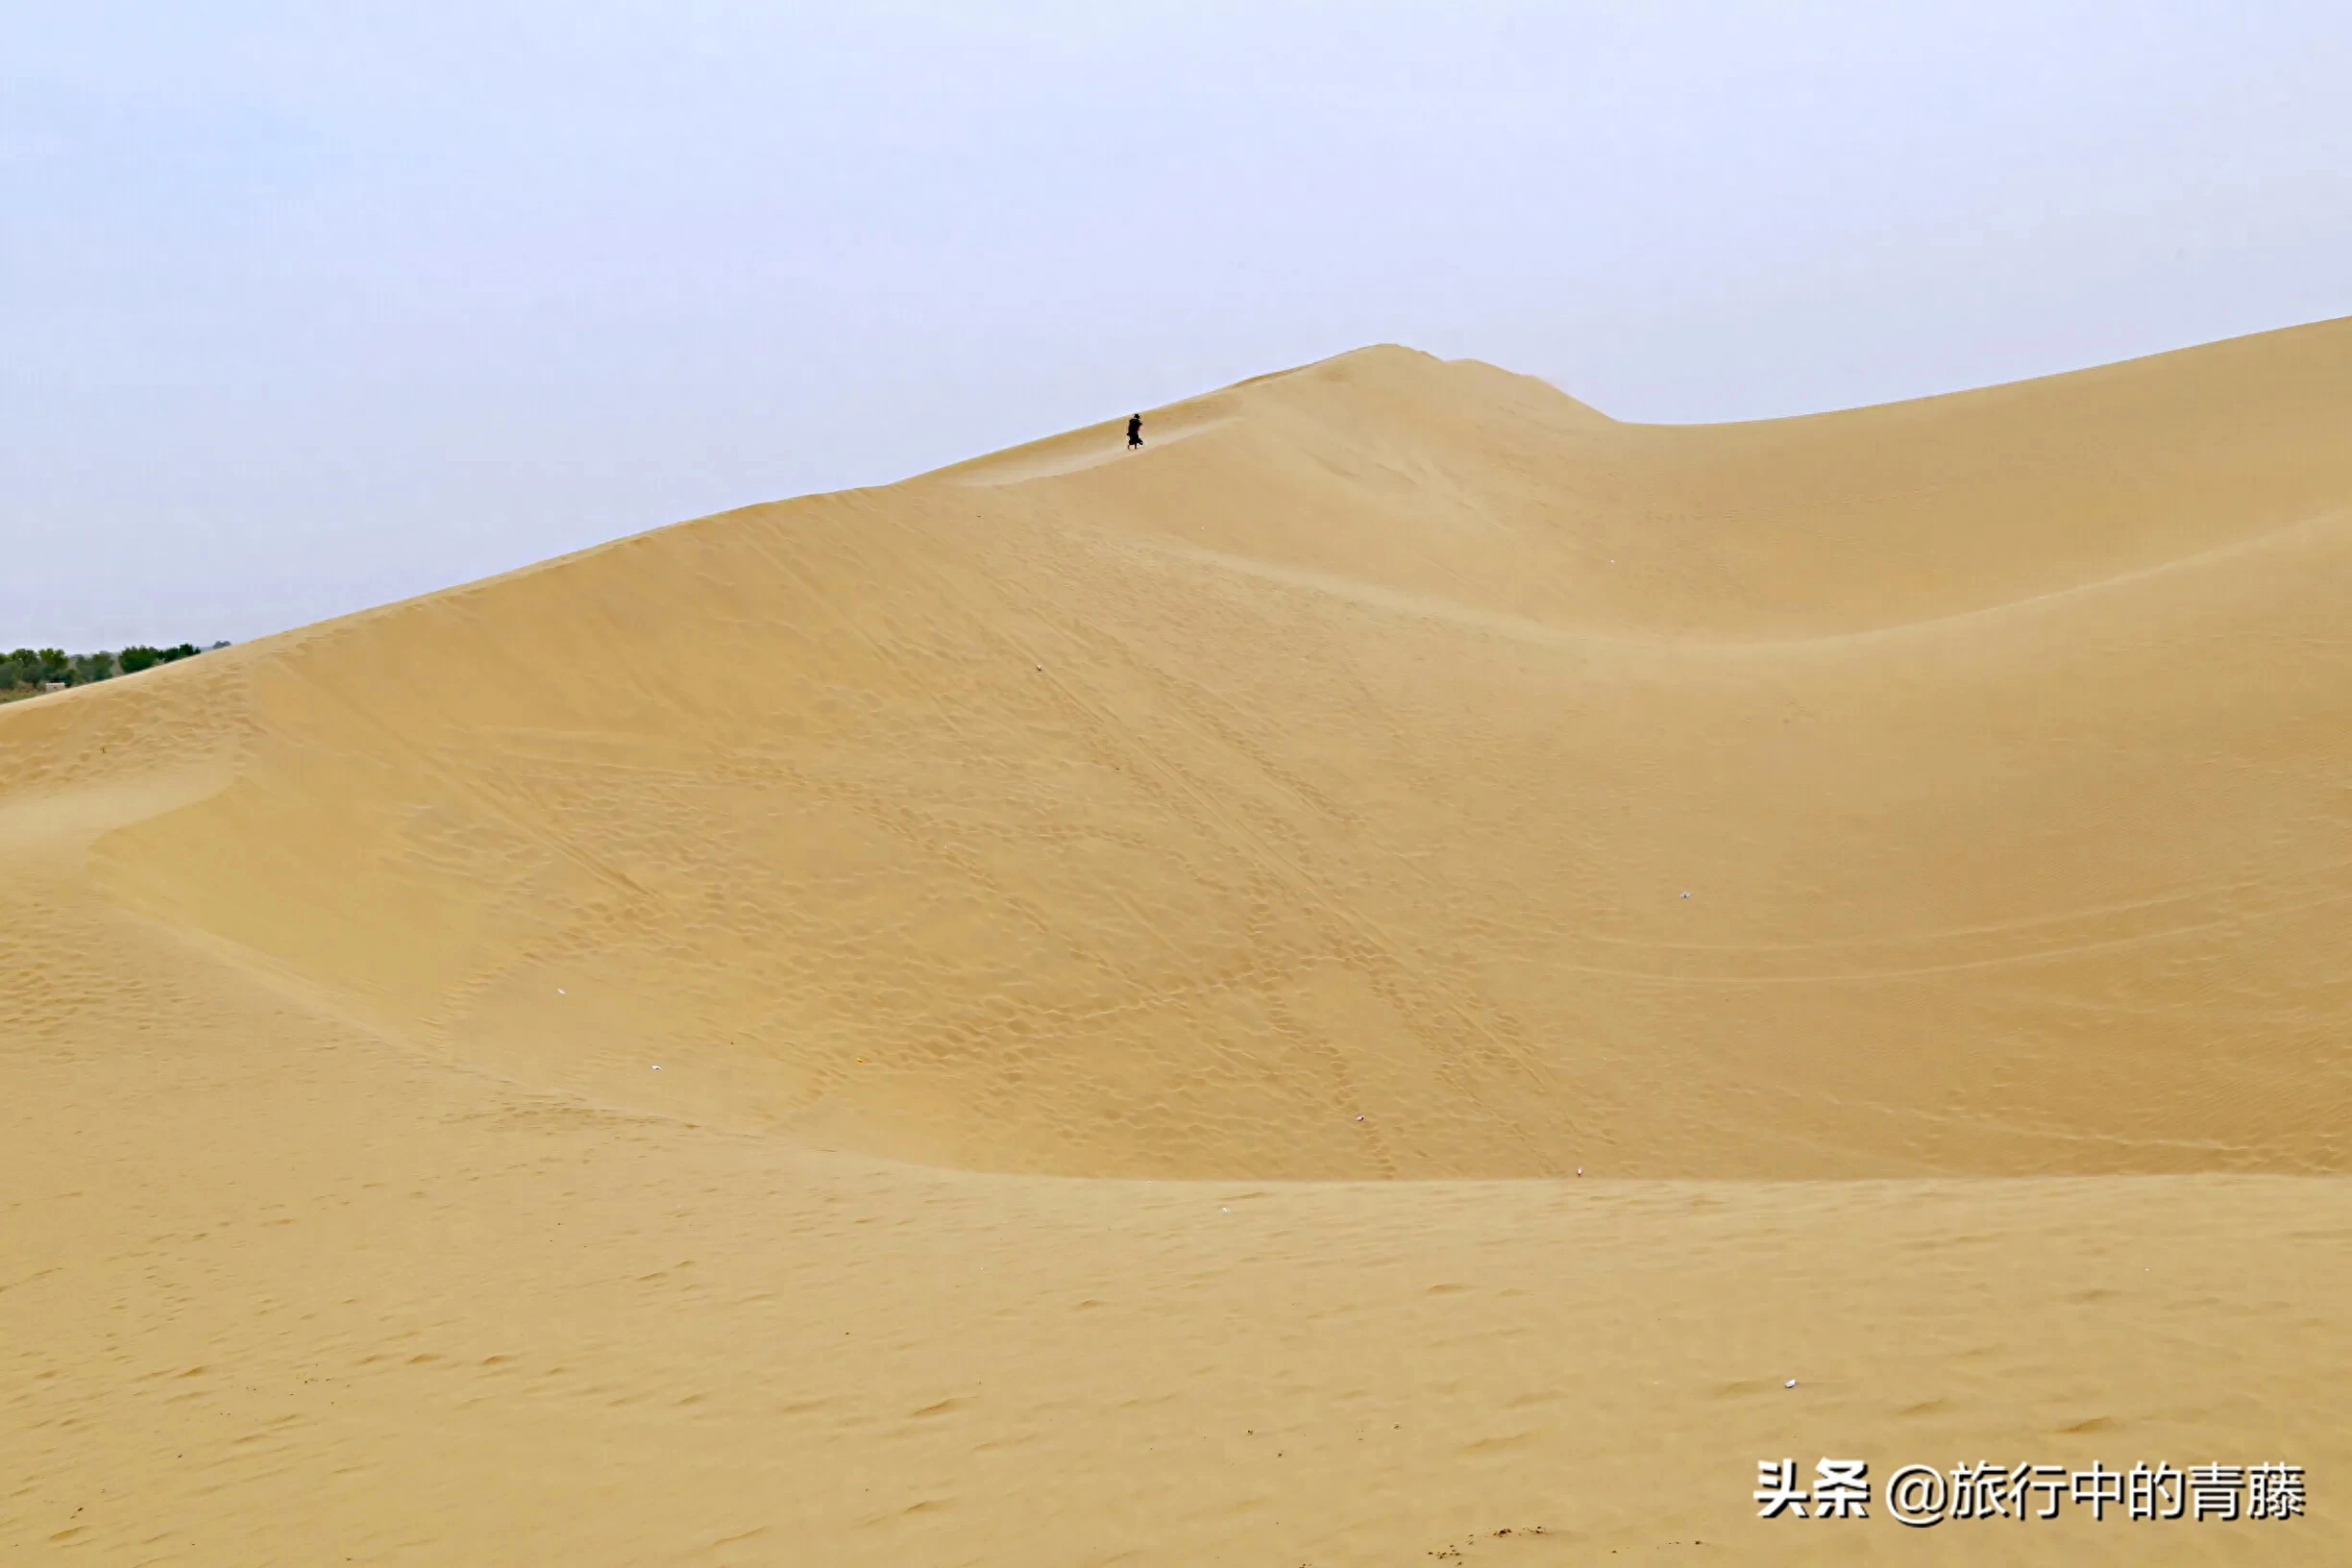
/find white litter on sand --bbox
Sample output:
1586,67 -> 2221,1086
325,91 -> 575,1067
1785,1380 -> 1798,1389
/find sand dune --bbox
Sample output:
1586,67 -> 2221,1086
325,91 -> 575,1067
42,322 -> 2352,1181
6,319 -> 2351,1561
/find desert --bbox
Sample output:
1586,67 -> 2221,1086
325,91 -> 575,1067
5,317 -> 2350,1561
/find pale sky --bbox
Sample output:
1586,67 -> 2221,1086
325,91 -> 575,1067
5,2 -> 2348,649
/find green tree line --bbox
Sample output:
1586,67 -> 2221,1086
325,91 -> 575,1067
1,642 -> 228,698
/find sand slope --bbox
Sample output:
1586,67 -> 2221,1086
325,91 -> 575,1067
29,318 -> 2352,1180
6,318 -> 2352,1561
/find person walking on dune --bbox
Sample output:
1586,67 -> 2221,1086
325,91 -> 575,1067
1127,412 -> 1143,451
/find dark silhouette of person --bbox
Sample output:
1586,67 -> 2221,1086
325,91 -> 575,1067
1127,413 -> 1143,450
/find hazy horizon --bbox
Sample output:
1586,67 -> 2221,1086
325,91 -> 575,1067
6,1 -> 2349,649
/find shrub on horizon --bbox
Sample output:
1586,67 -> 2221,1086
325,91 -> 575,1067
1,641 -> 214,689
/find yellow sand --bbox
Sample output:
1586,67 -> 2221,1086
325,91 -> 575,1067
6,318 -> 2350,1562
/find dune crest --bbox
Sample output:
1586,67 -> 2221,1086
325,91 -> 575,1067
11,320 -> 2352,1180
